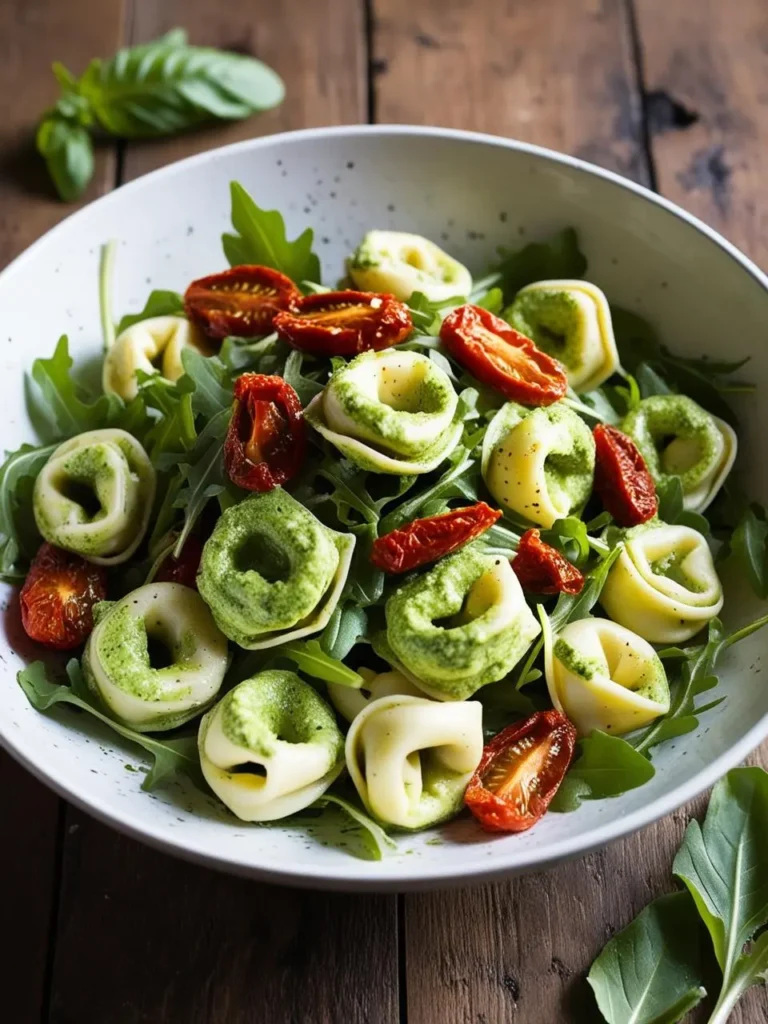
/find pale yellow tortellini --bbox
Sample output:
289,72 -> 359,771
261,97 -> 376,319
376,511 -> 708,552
347,230 -> 472,302
544,617 -> 670,736
600,524 -> 723,643
621,395 -> 737,512
481,401 -> 595,527
33,428 -> 155,565
198,671 -> 345,822
305,349 -> 464,475
345,695 -> 484,829
506,280 -> 619,393
103,315 -> 210,400
327,667 -> 425,723
83,583 -> 228,731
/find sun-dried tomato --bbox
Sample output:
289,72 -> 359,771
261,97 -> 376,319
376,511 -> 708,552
440,304 -> 567,405
184,265 -> 301,339
371,503 -> 502,574
224,373 -> 306,492
20,543 -> 107,650
464,710 -> 577,833
154,534 -> 204,590
512,529 -> 585,595
593,423 -> 658,527
273,290 -> 412,356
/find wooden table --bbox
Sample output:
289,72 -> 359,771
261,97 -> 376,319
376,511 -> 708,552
2,2 -> 767,1021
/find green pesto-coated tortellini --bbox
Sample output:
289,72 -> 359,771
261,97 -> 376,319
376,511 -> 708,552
33,428 -> 155,565
544,617 -> 670,736
621,394 -> 737,512
345,694 -> 483,829
305,349 -> 464,475
506,280 -> 619,393
103,316 -> 211,401
83,583 -> 228,732
600,523 -> 723,643
347,230 -> 472,303
327,667 -> 425,723
197,488 -> 355,650
380,546 -> 540,700
481,401 -> 595,528
199,671 -> 345,822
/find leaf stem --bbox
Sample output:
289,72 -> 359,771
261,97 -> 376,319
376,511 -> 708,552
99,240 -> 117,351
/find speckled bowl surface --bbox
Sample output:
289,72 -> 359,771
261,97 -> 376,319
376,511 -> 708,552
2,125 -> 767,890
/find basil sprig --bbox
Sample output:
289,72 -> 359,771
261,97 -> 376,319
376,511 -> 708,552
36,29 -> 284,201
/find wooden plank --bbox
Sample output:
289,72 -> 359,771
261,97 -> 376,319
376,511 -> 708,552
46,5 -> 398,1024
635,0 -> 768,271
372,0 -> 649,183
0,2 -> 125,1020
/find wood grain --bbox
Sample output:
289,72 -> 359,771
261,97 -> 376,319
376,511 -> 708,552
635,0 -> 768,271
0,1 -> 125,1020
45,5 -> 397,1024
372,0 -> 649,183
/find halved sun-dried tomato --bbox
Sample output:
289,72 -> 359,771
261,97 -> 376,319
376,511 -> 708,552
465,710 -> 577,833
224,373 -> 306,491
20,543 -> 107,650
512,529 -> 585,595
273,290 -> 413,356
371,502 -> 502,574
440,304 -> 567,405
593,423 -> 658,527
184,265 -> 301,339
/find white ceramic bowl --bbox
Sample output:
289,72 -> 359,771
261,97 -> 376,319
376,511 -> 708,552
2,126 -> 768,891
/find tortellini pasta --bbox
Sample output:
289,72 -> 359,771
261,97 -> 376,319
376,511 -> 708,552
545,617 -> 670,736
197,488 -> 354,650
347,230 -> 472,303
33,428 -> 155,565
103,315 -> 210,400
481,401 -> 595,527
305,349 -> 464,475
327,667 -> 425,723
380,546 -> 540,700
600,523 -> 724,643
83,583 -> 228,731
199,671 -> 345,822
506,280 -> 619,393
621,394 -> 737,512
345,695 -> 483,829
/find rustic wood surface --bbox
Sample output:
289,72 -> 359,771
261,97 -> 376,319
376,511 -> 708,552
1,1 -> 766,1021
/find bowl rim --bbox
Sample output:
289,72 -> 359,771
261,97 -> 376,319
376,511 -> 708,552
2,123 -> 767,891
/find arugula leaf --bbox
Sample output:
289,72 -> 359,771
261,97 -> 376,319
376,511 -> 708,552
314,793 -> 396,860
0,442 -> 59,582
172,409 -> 230,557
722,503 -> 768,598
180,348 -> 233,420
540,516 -> 592,567
494,228 -> 587,303
320,603 -> 369,661
378,445 -> 479,533
220,333 -> 285,375
656,477 -> 711,533
28,335 -> 122,441
588,891 -> 706,1024
673,767 -> 768,1024
407,291 -> 464,334
36,112 -> 94,202
18,661 -> 202,791
283,349 -> 325,403
140,375 -> 197,461
550,730 -> 655,812
632,616 -> 768,755
277,639 -> 363,688
116,289 -> 185,334
222,181 -> 321,282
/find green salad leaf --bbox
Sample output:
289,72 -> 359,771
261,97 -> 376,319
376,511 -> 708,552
278,640 -> 363,688
588,891 -> 706,1024
550,730 -> 655,812
720,502 -> 768,599
36,112 -> 94,203
18,661 -> 202,791
494,227 -> 587,304
116,289 -> 185,334
314,793 -> 396,860
320,603 -> 369,660
0,442 -> 58,582
223,181 -> 322,283
180,348 -> 233,420
171,409 -> 230,556
655,476 -> 710,533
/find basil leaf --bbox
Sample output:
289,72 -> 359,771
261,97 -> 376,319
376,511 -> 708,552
278,640 -> 363,688
673,767 -> 768,1020
36,113 -> 94,201
116,289 -> 185,334
588,891 -> 706,1024
223,181 -> 321,283
550,730 -> 655,812
495,227 -> 587,304
18,661 -> 203,791
78,32 -> 284,138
